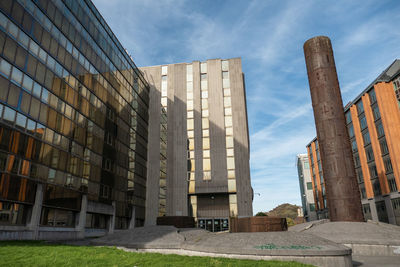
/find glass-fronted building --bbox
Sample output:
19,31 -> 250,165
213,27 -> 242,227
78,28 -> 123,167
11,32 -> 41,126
0,0 -> 149,239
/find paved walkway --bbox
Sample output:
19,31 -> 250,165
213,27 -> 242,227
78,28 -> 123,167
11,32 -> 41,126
90,226 -> 352,266
289,220 -> 400,245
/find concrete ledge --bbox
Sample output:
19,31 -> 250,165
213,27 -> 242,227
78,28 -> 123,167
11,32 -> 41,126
118,247 -> 353,267
344,243 -> 400,256
0,230 -> 34,240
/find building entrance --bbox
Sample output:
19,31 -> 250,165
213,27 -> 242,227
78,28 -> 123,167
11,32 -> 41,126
198,218 -> 229,232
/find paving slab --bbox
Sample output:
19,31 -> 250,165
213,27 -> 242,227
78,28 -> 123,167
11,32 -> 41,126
90,225 -> 184,249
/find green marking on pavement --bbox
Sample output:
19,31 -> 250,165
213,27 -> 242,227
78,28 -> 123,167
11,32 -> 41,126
254,243 -> 322,250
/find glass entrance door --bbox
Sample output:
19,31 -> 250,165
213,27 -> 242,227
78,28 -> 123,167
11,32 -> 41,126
197,218 -> 229,232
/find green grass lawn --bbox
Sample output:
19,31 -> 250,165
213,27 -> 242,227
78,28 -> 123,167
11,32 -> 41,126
0,241 -> 314,267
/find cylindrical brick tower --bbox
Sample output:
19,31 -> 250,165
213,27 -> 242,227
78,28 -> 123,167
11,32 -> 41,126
304,36 -> 364,221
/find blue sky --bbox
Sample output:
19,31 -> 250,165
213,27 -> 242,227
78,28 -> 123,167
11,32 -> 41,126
93,0 -> 400,213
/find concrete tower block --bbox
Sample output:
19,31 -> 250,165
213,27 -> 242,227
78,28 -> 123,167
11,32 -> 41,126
304,36 -> 364,222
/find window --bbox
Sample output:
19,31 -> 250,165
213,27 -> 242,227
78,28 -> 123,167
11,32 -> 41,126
203,171 -> 211,180
0,201 -> 30,225
203,137 -> 210,150
348,124 -> 354,138
200,62 -> 207,73
372,106 -> 380,120
384,158 -> 393,173
373,180 -> 381,196
360,187 -> 367,199
222,60 -> 229,71
357,169 -> 364,183
351,140 -> 358,152
161,66 -> 168,75
304,162 -> 309,169
363,131 -> 371,145
227,157 -> 235,170
380,139 -> 389,155
40,208 -> 76,227
309,204 -> 315,211
359,116 -> 367,130
365,147 -> 374,162
369,165 -> 378,178
376,122 -> 384,137
306,182 -> 313,190
389,179 -> 397,192
226,136 -> 234,148
187,119 -> 194,130
369,89 -> 376,104
345,112 -> 352,124
357,101 -> 364,114
354,154 -> 361,167
203,159 -> 211,171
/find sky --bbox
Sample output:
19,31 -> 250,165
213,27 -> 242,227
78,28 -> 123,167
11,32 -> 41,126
93,0 -> 400,214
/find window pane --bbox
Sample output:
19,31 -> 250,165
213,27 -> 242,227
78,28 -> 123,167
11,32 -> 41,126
22,75 -> 33,92
228,179 -> 236,192
187,119 -> 194,130
0,59 -> 12,77
11,67 -> 23,85
227,157 -> 235,169
15,112 -> 27,128
225,116 -> 232,127
3,106 -> 16,123
7,85 -> 20,107
202,118 -> 209,129
203,137 -> 210,149
203,158 -> 211,171
226,136 -> 234,148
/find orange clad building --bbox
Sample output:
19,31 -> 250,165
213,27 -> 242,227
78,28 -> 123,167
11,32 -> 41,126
306,60 -> 400,225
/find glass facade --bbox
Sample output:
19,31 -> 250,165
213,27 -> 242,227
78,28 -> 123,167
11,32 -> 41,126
0,0 -> 149,229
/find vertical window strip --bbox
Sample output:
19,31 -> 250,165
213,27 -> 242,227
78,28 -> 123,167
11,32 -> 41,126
186,64 -> 195,193
159,66 -> 168,216
222,60 -> 237,216
200,62 -> 210,180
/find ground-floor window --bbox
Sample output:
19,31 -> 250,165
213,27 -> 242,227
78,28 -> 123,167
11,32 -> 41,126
362,203 -> 372,221
115,216 -> 129,229
375,201 -> 389,223
85,213 -> 108,229
0,201 -> 31,225
40,207 -> 76,227
198,218 -> 229,232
